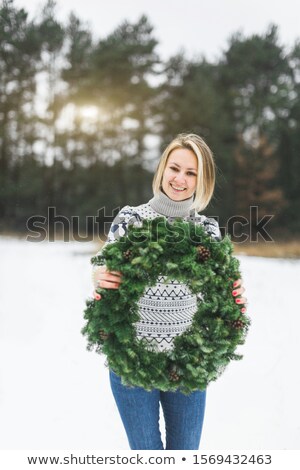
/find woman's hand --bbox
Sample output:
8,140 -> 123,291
93,266 -> 123,300
232,278 -> 248,313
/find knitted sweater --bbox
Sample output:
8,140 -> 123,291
93,190 -> 221,352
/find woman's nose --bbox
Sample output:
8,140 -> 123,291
174,173 -> 186,184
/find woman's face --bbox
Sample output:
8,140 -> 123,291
161,148 -> 198,201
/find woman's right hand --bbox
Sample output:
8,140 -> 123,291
93,266 -> 123,300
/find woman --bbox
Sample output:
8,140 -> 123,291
92,133 -> 247,450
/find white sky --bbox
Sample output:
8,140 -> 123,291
13,0 -> 300,62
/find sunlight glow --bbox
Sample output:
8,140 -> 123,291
56,103 -> 104,131
77,105 -> 99,120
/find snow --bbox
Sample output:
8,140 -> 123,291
0,236 -> 299,450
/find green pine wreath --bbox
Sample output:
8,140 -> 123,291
82,217 -> 250,394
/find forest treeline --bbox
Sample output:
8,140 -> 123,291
1,0 -> 300,240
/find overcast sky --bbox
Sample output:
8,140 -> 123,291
13,0 -> 300,61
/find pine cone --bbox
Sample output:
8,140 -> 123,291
232,319 -> 244,330
196,245 -> 211,262
123,249 -> 133,260
99,329 -> 110,340
169,365 -> 180,382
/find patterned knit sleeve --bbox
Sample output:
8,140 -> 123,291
201,216 -> 222,241
103,205 -> 141,246
92,205 -> 141,288
192,212 -> 222,242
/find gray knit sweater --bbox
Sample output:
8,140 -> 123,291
93,190 -> 221,352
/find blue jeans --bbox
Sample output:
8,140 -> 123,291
109,369 -> 206,450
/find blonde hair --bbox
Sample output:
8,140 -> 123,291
152,133 -> 216,212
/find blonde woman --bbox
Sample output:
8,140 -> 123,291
92,133 -> 247,450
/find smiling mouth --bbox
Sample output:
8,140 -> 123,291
170,184 -> 186,192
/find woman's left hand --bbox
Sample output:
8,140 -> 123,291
232,278 -> 247,313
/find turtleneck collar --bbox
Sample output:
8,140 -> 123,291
148,189 -> 195,218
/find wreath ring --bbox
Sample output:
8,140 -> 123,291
82,217 -> 250,395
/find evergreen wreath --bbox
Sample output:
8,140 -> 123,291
82,217 -> 250,395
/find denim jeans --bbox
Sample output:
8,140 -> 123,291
109,368 -> 206,450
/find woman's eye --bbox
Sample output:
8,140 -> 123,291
169,167 -> 196,177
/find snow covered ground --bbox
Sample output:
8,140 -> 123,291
0,236 -> 299,450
